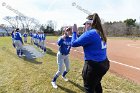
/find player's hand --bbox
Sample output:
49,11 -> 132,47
72,24 -> 78,33
61,34 -> 67,39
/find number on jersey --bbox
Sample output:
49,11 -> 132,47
101,41 -> 107,49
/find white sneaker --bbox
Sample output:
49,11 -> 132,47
62,76 -> 68,81
18,55 -> 22,57
51,82 -> 58,88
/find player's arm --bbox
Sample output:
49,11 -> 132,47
19,33 -> 24,44
71,24 -> 92,47
71,31 -> 91,47
57,37 -> 64,46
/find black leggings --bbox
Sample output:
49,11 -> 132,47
82,58 -> 110,93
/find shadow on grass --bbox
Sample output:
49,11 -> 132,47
57,85 -> 77,93
22,57 -> 42,64
68,80 -> 85,92
1,46 -> 42,64
4,49 -> 42,64
46,48 -> 57,56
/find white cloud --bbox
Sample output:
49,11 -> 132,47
0,0 -> 140,30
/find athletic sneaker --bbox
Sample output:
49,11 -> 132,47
18,55 -> 22,57
62,76 -> 68,81
51,82 -> 58,88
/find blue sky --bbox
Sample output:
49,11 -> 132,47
0,0 -> 140,30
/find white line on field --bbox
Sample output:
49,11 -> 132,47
72,49 -> 140,71
71,49 -> 84,54
127,44 -> 140,48
50,43 -> 56,45
46,42 -> 56,45
110,60 -> 140,71
48,42 -> 140,71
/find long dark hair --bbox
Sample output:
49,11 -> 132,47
87,13 -> 107,42
16,28 -> 19,32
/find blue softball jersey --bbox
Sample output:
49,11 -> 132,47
33,33 -> 37,38
36,34 -> 39,39
42,34 -> 46,40
38,34 -> 41,41
71,29 -> 107,62
11,32 -> 15,39
57,36 -> 72,55
14,32 -> 23,43
23,33 -> 27,37
30,33 -> 33,37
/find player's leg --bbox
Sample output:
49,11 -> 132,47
43,40 -> 46,52
24,37 -> 26,43
35,38 -> 37,46
15,40 -> 20,56
51,52 -> 64,88
25,37 -> 27,43
12,38 -> 15,48
18,40 -> 23,56
33,38 -> 36,45
19,41 -> 24,56
31,37 -> 33,44
62,55 -> 70,81
41,40 -> 44,50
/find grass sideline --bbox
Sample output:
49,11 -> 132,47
46,36 -> 59,41
0,37 -> 140,93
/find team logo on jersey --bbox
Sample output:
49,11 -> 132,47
63,41 -> 71,46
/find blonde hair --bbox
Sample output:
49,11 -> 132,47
62,27 -> 72,35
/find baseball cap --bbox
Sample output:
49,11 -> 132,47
83,20 -> 93,25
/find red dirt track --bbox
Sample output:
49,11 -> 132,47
46,39 -> 140,84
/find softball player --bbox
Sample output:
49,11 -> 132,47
42,33 -> 46,53
30,32 -> 34,44
40,32 -> 43,50
71,13 -> 110,93
36,32 -> 39,47
23,32 -> 28,43
51,27 -> 72,88
11,30 -> 15,48
34,33 -> 38,46
33,33 -> 37,45
38,32 -> 42,49
14,28 -> 24,57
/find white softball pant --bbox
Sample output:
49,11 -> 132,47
14,40 -> 23,50
56,51 -> 70,76
24,37 -> 27,42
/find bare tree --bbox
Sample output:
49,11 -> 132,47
3,16 -> 17,28
103,22 -> 127,36
4,16 -> 41,33
47,20 -> 57,31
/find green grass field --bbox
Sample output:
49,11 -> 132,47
0,37 -> 140,93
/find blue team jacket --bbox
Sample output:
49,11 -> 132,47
71,29 -> 107,62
